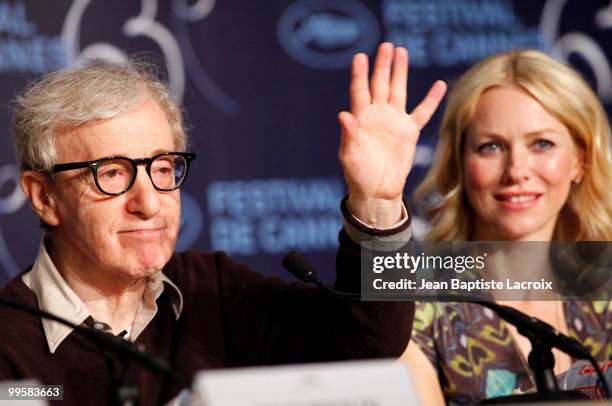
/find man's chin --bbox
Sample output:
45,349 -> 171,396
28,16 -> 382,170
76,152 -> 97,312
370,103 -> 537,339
119,250 -> 171,277
115,263 -> 162,282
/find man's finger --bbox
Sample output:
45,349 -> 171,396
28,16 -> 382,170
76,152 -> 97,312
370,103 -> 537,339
410,80 -> 447,130
389,47 -> 408,110
370,42 -> 394,104
350,53 -> 370,112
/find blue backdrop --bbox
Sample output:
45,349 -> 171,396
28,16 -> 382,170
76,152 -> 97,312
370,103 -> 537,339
1,0 -> 611,285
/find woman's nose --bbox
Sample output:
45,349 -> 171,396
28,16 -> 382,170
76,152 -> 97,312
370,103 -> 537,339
503,146 -> 532,184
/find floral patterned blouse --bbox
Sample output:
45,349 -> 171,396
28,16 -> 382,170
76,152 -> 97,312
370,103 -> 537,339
411,301 -> 612,405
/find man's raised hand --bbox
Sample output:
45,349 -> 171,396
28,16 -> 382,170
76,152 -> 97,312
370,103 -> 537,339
338,43 -> 447,227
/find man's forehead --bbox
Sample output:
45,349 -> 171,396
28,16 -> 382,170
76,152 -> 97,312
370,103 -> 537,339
53,100 -> 174,162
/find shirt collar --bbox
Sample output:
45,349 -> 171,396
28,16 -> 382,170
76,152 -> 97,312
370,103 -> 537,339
22,236 -> 183,353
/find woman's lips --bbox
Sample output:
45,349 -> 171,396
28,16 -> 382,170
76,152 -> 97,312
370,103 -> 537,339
494,193 -> 542,211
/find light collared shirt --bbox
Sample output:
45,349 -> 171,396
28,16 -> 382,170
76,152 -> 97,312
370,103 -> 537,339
22,237 -> 183,354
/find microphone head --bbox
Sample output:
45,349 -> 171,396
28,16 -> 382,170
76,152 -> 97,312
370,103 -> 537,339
282,251 -> 318,283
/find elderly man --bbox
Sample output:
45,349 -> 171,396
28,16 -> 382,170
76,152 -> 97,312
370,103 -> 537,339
0,43 -> 445,404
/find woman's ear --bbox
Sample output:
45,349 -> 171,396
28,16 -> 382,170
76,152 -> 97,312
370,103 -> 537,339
20,170 -> 61,226
572,146 -> 586,184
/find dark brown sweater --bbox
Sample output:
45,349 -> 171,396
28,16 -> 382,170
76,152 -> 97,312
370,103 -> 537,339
0,230 -> 414,405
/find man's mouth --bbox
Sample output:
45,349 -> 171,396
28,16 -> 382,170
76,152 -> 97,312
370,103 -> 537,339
118,227 -> 165,237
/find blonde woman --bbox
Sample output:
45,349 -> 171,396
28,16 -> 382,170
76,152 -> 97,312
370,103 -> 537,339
397,49 -> 612,404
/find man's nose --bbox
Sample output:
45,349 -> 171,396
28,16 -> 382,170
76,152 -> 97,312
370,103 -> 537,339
503,146 -> 532,184
124,166 -> 162,218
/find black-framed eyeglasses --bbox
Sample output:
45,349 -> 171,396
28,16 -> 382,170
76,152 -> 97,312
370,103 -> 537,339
52,152 -> 196,196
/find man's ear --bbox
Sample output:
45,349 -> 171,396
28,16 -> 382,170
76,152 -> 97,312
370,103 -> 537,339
20,170 -> 61,226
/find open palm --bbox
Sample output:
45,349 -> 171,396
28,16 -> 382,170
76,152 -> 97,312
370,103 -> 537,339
338,43 -> 447,225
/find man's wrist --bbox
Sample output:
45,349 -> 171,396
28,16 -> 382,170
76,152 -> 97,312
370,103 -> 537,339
346,195 -> 405,228
340,196 -> 412,243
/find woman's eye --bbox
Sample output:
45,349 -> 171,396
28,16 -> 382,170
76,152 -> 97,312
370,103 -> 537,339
477,142 -> 499,153
534,139 -> 554,150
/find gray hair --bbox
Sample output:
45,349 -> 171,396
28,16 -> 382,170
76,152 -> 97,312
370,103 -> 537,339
11,58 -> 187,171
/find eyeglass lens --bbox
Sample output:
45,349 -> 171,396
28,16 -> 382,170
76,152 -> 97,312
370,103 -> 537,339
96,155 -> 187,194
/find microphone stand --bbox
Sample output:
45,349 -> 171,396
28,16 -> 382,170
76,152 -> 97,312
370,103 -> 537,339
471,300 -> 589,404
0,296 -> 188,406
282,251 -> 611,403
115,359 -> 139,406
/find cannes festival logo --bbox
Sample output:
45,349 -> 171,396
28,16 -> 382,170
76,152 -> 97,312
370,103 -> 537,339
277,0 -> 380,70
540,0 -> 612,102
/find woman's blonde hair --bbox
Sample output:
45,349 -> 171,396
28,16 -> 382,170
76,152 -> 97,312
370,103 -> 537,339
416,49 -> 612,241
11,58 -> 187,172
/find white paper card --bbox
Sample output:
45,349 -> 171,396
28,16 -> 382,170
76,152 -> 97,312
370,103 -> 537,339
191,359 -> 420,406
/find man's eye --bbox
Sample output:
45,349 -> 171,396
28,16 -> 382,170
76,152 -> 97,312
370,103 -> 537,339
102,169 -> 118,178
153,164 -> 174,176
99,167 -> 127,179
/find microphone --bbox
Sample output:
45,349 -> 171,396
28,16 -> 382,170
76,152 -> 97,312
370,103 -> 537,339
282,251 -> 610,400
282,251 -> 318,283
467,300 -> 589,360
469,300 -> 610,400
282,251 -> 361,300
